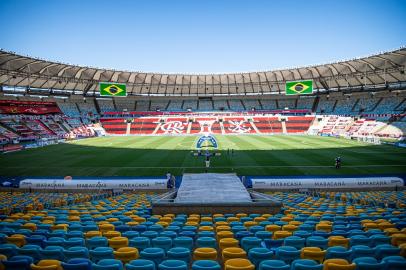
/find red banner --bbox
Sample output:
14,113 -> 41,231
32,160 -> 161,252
0,100 -> 61,114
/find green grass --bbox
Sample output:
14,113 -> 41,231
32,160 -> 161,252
1,135 -> 406,177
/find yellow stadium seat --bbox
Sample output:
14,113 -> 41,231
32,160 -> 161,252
273,230 -> 292,240
224,258 -> 255,270
328,236 -> 349,248
216,226 -> 231,232
109,236 -> 129,249
391,233 -> 406,246
219,238 -> 240,250
323,259 -> 356,270
30,259 -> 63,270
21,223 -> 37,231
6,234 -> 26,247
114,246 -> 139,263
193,247 -> 218,261
85,231 -> 102,238
99,223 -> 115,233
104,231 -> 121,239
265,224 -> 281,232
301,247 -> 326,263
222,247 -> 247,262
217,231 -> 234,241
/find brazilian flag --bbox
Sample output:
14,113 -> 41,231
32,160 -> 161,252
285,80 -> 313,95
100,82 -> 127,97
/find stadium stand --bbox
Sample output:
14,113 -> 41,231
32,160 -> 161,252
165,100 -> 182,111
0,190 -> 404,270
243,99 -> 261,110
97,99 -> 115,113
182,100 -> 198,111
198,100 -> 214,111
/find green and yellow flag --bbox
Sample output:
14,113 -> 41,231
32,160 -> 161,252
100,82 -> 127,97
285,80 -> 313,95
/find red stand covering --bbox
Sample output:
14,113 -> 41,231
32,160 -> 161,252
0,100 -> 61,114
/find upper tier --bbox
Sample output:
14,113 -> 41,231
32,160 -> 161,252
0,47 -> 405,96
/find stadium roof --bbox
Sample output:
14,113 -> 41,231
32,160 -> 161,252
0,47 -> 405,96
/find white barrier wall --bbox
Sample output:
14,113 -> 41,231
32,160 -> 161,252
251,177 -> 404,189
19,179 -> 167,190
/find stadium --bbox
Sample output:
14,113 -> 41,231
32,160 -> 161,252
0,1 -> 406,270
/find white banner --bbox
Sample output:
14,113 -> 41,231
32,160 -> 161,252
251,177 -> 404,189
19,179 -> 167,190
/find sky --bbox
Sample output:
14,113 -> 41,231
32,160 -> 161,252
0,0 -> 405,74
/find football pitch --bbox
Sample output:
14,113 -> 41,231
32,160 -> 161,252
1,135 -> 406,177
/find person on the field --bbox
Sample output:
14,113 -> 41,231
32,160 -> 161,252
335,157 -> 341,169
170,175 -> 176,189
166,172 -> 173,188
205,155 -> 210,168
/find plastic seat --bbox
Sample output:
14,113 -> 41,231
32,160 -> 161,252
140,247 -> 166,266
26,235 -> 46,247
63,246 -> 89,260
85,231 -> 102,239
40,246 -> 65,261
193,247 -> 217,261
349,235 -> 371,247
99,224 -> 115,234
284,236 -> 306,249
240,237 -> 262,251
158,259 -> 187,270
18,244 -> 42,262
167,247 -> 191,264
273,231 -> 292,240
92,258 -> 123,270
108,237 -> 128,250
65,237 -> 85,248
30,259 -> 63,270
196,237 -> 216,248
173,236 -> 193,250
192,260 -> 221,270
328,236 -> 349,248
122,231 -> 140,240
104,231 -> 121,239
258,259 -> 290,270
125,259 -> 156,270
44,237 -> 65,248
352,257 -> 386,270
255,231 -> 273,240
129,237 -> 150,251
224,258 -> 255,270
291,259 -> 323,270
89,247 -> 115,262
61,258 -> 92,270
275,246 -> 300,263
323,258 -> 356,270
325,246 -> 351,260
248,247 -> 273,268
222,247 -> 247,262
391,233 -> 406,246
2,255 -> 33,270
264,239 -> 284,249
367,233 -> 388,245
152,237 -> 173,251
307,237 -> 329,250
142,231 -> 160,241
219,238 -> 239,250
301,247 -> 326,263
374,244 -> 400,260
6,234 -> 26,247
381,256 -> 406,270
349,245 -> 374,260
87,236 -> 109,249
113,247 -> 139,263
